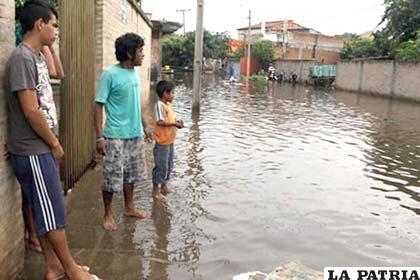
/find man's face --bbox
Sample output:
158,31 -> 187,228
39,14 -> 58,46
134,47 -> 144,66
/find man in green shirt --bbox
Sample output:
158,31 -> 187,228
95,33 -> 151,231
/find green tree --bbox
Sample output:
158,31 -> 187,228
341,38 -> 382,59
381,0 -> 420,44
162,29 -> 230,67
395,30 -> 420,62
341,0 -> 420,62
251,40 -> 275,70
162,35 -> 193,67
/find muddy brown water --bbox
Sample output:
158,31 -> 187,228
138,74 -> 420,279
19,74 -> 420,280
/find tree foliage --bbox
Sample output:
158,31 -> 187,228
395,31 -> 420,62
381,0 -> 420,44
251,40 -> 275,70
15,0 -> 59,8
341,0 -> 420,62
162,30 -> 229,67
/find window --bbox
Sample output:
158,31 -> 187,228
121,0 -> 128,24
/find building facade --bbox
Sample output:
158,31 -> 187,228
238,20 -> 344,64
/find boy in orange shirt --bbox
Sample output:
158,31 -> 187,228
153,80 -> 185,200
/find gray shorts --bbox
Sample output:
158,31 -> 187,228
103,137 -> 147,193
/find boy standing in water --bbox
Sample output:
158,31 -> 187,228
152,81 -> 184,200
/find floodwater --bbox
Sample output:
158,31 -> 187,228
20,74 -> 420,280
135,74 -> 420,279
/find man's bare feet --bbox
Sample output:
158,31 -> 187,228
103,214 -> 117,231
124,209 -> 149,219
160,185 -> 173,195
153,191 -> 166,201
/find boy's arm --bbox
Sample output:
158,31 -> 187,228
156,120 -> 177,127
18,89 -> 63,160
157,120 -> 184,129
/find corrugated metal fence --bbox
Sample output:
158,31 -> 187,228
59,0 -> 96,191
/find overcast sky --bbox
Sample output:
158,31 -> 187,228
143,0 -> 386,37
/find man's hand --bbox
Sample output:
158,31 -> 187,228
3,143 -> 9,161
144,125 -> 154,142
96,139 -> 107,155
51,143 -> 64,160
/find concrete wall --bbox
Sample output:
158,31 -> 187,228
336,60 -> 420,101
150,30 -> 161,82
96,0 -> 152,104
273,59 -> 317,82
396,63 -> 420,100
0,0 -> 25,278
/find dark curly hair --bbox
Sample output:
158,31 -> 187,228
20,0 -> 58,34
156,80 -> 175,98
115,33 -> 145,62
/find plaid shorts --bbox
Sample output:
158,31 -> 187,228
103,137 -> 147,193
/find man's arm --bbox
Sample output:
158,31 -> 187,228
49,44 -> 65,79
41,46 -> 57,78
94,102 -> 106,155
41,45 -> 65,79
18,89 -> 63,159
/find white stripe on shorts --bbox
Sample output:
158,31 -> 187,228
29,155 -> 56,232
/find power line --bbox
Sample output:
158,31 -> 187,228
176,8 -> 191,35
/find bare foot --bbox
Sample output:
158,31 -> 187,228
67,266 -> 101,280
102,215 -> 117,231
124,209 -> 149,219
161,185 -> 173,195
45,265 -> 90,280
26,237 -> 43,254
153,191 -> 166,201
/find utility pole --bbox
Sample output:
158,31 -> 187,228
246,9 -> 251,79
192,0 -> 204,114
176,8 -> 191,36
282,18 -> 287,59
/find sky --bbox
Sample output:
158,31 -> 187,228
142,0 -> 386,37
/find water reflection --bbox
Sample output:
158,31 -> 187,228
138,75 -> 420,279
148,202 -> 170,280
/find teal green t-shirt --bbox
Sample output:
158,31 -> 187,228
96,65 -> 144,139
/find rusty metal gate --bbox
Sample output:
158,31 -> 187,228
59,0 -> 96,191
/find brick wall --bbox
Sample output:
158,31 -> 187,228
96,0 -> 152,105
0,0 -> 25,278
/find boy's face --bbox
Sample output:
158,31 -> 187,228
164,89 -> 175,102
39,14 -> 58,47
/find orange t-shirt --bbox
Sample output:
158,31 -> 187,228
155,100 -> 176,145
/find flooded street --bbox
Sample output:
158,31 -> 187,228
20,74 -> 420,280
137,74 -> 420,279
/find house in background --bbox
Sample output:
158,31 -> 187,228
148,17 -> 182,81
237,20 -> 344,64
